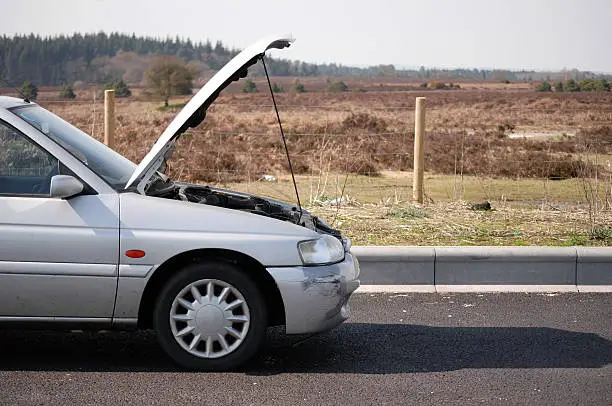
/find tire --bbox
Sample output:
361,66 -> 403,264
153,260 -> 267,371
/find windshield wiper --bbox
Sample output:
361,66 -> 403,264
261,55 -> 303,224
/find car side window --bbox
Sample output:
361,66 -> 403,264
0,121 -> 60,196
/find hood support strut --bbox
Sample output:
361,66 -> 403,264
261,55 -> 303,223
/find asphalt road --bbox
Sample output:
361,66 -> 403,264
1,293 -> 611,405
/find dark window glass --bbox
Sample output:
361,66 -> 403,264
0,121 -> 59,196
11,105 -> 136,189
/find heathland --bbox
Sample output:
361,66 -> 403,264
15,80 -> 612,246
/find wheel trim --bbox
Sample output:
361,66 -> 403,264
169,279 -> 251,359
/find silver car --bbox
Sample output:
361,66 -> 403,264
0,35 -> 359,370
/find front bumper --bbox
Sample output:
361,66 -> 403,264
267,252 -> 360,334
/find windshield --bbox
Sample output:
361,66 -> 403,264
10,104 -> 136,189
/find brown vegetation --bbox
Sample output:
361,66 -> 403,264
34,87 -> 612,184
11,84 -> 610,246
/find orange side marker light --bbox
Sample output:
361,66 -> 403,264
126,250 -> 146,258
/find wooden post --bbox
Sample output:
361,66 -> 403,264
104,89 -> 115,149
413,97 -> 426,203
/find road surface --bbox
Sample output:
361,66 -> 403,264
1,293 -> 610,405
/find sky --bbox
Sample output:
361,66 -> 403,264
2,0 -> 612,72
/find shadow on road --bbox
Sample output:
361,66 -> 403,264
0,323 -> 610,373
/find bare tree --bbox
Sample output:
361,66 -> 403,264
145,56 -> 194,107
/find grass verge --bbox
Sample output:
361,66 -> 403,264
218,172 -> 612,246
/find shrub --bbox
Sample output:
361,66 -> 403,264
104,79 -> 132,98
430,81 -> 447,90
543,156 -> 588,180
327,80 -> 348,92
58,85 -> 76,99
242,79 -> 257,93
496,122 -> 515,136
390,206 -> 427,219
554,81 -> 564,92
341,112 -> 388,132
291,80 -> 305,93
579,79 -> 610,92
354,158 -> 381,176
271,82 -> 284,93
591,226 -> 612,242
114,79 -> 131,97
564,79 -> 580,92
576,126 -> 612,149
535,82 -> 552,92
19,80 -> 38,100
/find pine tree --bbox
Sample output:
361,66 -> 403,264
104,79 -> 131,97
19,80 -> 38,100
59,84 -> 76,99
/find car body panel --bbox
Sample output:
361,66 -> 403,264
0,194 -> 119,264
0,96 -> 32,109
0,194 -> 120,317
0,275 -> 117,318
113,272 -> 155,323
119,192 -> 316,268
268,253 -> 360,334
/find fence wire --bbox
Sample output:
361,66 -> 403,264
25,96 -> 612,214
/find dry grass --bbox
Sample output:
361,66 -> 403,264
225,171 -> 611,207
219,172 -> 612,246
310,203 -> 612,246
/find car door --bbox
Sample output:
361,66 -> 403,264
0,120 -> 120,321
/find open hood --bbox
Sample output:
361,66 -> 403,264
125,35 -> 294,192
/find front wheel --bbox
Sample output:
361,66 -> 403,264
153,261 -> 267,371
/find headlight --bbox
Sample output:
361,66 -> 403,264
298,235 -> 345,265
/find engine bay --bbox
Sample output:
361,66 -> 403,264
149,182 -> 342,238
177,184 -> 301,223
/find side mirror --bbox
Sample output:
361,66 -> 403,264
50,175 -> 84,199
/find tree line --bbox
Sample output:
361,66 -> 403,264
2,32 -> 610,87
0,33 -> 238,86
0,33 -> 365,86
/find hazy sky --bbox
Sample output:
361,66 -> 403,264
3,0 -> 611,72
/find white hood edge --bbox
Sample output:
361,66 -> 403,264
125,34 -> 294,192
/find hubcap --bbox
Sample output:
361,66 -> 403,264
169,279 -> 250,358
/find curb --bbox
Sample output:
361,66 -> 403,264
352,246 -> 612,293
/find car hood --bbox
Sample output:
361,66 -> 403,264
125,34 -> 294,192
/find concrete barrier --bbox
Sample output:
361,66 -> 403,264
435,246 -> 576,285
577,247 -> 612,292
351,246 -> 611,292
351,246 -> 434,286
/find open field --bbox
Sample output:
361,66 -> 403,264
21,84 -> 612,246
